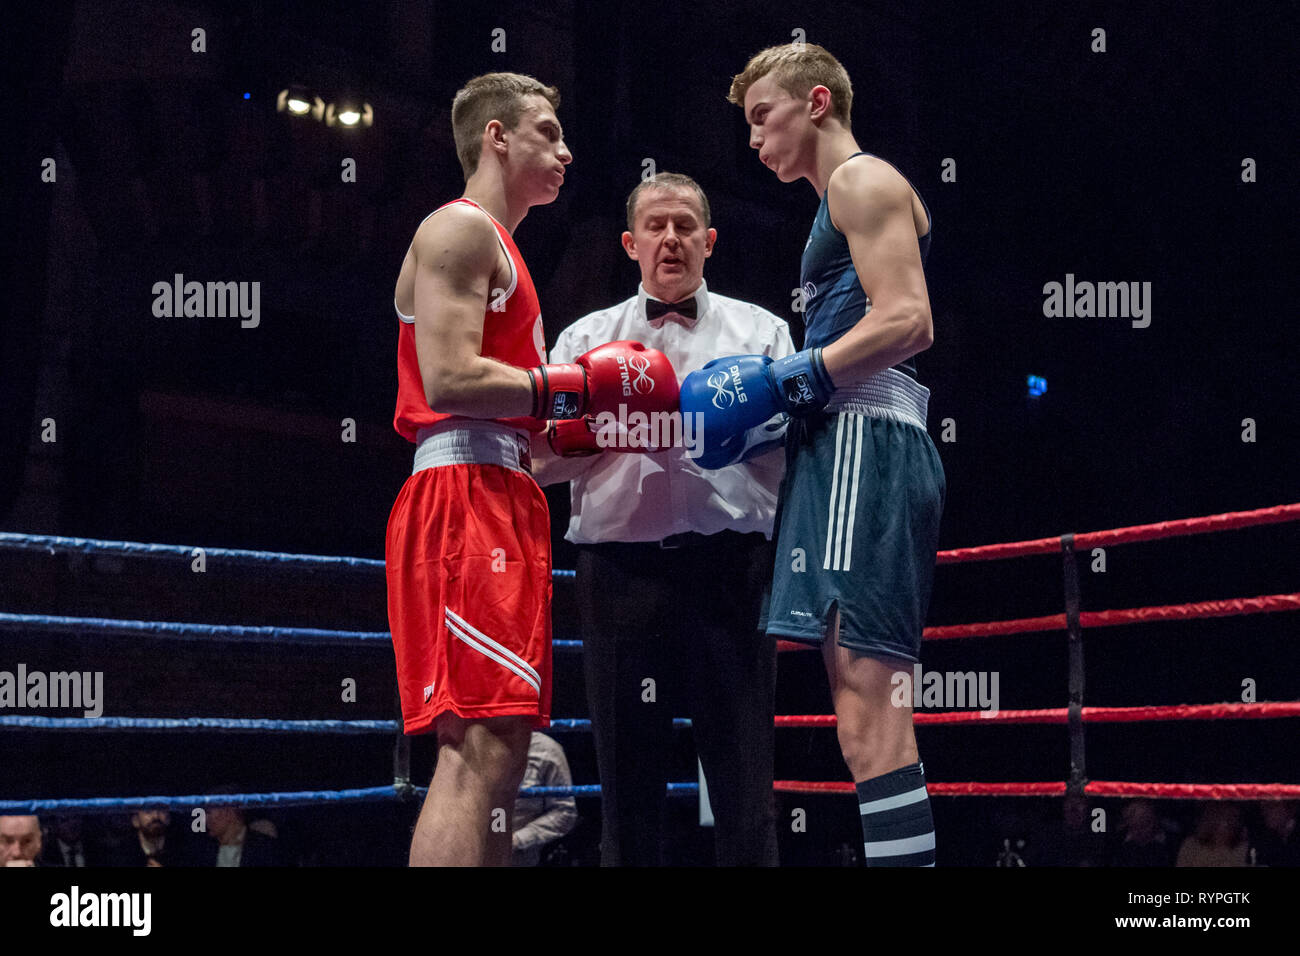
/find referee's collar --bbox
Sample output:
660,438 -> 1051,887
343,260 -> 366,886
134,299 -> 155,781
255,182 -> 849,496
637,280 -> 709,329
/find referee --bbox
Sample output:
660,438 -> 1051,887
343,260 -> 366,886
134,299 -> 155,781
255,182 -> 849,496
534,173 -> 792,865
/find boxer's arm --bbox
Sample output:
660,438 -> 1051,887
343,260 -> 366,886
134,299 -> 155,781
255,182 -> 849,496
819,158 -> 933,384
412,205 -> 534,418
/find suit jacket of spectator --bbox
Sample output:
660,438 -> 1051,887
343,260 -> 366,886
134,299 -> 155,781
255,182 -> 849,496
104,833 -> 189,868
186,828 -> 284,867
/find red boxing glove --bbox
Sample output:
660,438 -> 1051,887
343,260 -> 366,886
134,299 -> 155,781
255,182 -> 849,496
546,417 -> 601,457
578,340 -> 679,417
526,341 -> 679,422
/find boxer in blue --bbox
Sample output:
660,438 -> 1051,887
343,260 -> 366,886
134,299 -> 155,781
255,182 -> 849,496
682,43 -> 944,866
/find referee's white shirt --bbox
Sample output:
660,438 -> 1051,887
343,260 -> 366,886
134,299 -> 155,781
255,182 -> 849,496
549,280 -> 795,544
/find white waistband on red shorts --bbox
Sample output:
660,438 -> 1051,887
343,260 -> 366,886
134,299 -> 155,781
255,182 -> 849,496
825,367 -> 929,430
413,420 -> 532,475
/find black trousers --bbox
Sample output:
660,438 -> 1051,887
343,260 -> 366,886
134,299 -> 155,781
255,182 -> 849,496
576,531 -> 778,866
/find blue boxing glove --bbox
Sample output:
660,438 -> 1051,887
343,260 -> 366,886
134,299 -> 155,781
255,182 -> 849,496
690,413 -> 788,470
680,349 -> 835,470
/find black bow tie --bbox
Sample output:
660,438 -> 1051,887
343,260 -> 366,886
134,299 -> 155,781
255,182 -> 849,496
645,296 -> 698,326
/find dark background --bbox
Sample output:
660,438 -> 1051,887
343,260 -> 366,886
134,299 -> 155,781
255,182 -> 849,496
1,0 -> 1295,866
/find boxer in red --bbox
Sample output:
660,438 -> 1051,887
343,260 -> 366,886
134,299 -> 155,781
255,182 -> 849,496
387,72 -> 678,866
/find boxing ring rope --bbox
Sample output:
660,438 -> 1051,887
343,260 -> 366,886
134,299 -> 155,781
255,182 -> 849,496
776,702 -> 1300,726
0,612 -> 392,645
1,501 -> 1295,818
8,701 -> 1296,736
933,502 -> 1300,564
0,783 -> 701,816
0,531 -> 576,580
0,716 -> 692,733
922,593 -> 1300,641
0,716 -> 402,733
772,781 -> 1300,799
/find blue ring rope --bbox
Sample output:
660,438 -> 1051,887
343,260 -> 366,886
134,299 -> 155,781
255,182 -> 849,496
0,716 -> 400,733
0,531 -> 576,580
0,783 -> 701,814
0,786 -> 404,815
0,612 -> 391,645
547,718 -> 693,731
1,612 -> 588,649
0,716 -> 690,733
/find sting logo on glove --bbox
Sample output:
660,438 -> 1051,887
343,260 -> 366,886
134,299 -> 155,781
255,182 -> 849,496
619,354 -> 657,396
706,370 -> 736,409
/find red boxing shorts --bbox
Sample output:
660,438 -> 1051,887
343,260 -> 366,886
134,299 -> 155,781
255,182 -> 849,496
385,421 -> 552,735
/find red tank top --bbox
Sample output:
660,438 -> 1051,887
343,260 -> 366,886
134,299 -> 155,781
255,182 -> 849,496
392,198 -> 547,442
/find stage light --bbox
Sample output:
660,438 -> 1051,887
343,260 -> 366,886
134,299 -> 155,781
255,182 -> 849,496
276,86 -> 325,121
325,98 -> 373,128
1027,374 -> 1047,397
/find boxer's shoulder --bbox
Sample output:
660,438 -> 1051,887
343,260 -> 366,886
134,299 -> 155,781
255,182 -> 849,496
409,202 -> 512,297
827,155 -> 927,237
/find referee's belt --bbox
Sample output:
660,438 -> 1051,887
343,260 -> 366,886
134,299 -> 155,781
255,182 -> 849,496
592,531 -> 747,550
656,531 -> 713,550
413,420 -> 532,475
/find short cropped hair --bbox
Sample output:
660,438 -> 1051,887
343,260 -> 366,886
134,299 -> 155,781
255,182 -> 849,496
625,173 -> 711,232
451,72 -> 561,181
727,43 -> 853,129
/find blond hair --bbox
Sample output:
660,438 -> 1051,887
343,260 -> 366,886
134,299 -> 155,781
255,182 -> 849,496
727,43 -> 853,128
451,72 -> 560,180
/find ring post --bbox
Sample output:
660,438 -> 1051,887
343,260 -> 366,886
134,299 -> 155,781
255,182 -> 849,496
1060,533 -> 1086,797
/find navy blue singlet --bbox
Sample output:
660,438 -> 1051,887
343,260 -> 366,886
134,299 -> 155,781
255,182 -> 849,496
799,152 -> 931,378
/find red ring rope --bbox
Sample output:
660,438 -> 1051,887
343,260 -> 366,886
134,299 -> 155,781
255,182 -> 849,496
775,701 -> 1300,727
773,780 -> 1300,799
936,502 -> 1300,565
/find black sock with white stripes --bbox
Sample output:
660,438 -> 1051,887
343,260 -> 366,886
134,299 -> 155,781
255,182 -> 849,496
855,762 -> 936,866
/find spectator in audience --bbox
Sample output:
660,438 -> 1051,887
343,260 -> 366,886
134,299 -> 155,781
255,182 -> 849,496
0,815 -> 43,867
989,805 -> 1032,866
511,732 -> 579,866
992,795 -> 1103,866
1111,799 -> 1174,867
106,810 -> 185,867
1250,800 -> 1298,867
188,786 -> 285,867
41,814 -> 98,867
1176,802 -> 1249,866
1053,793 -> 1105,866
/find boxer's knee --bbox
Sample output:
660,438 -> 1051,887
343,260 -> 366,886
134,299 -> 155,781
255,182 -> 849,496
834,693 -> 918,782
435,714 -> 531,796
